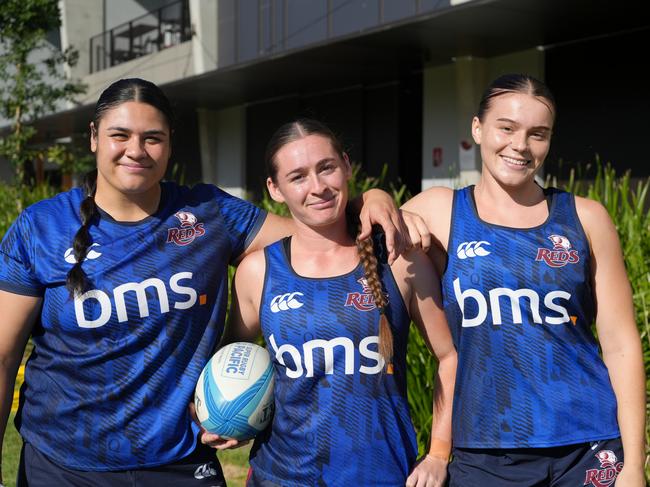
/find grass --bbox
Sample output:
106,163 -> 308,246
217,445 -> 251,487
1,415 -> 21,487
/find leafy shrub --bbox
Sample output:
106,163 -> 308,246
0,182 -> 58,239
557,164 -> 650,474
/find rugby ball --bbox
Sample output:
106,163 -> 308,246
194,342 -> 275,440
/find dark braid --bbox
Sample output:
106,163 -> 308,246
65,78 -> 174,298
66,170 -> 98,296
356,233 -> 393,364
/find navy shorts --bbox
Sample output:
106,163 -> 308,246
448,437 -> 624,487
17,441 -> 226,487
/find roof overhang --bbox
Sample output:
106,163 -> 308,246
26,0 -> 650,142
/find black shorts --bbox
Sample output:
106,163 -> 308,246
17,441 -> 226,487
448,437 -> 624,487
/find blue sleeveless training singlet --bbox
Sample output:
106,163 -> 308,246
442,186 -> 619,448
250,238 -> 418,486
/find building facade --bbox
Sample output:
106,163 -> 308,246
6,0 -> 650,196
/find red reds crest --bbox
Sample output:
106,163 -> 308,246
535,234 -> 580,268
583,449 -> 623,487
166,211 -> 206,246
344,277 -> 387,312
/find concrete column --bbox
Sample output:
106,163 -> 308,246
58,0 -> 103,79
421,57 -> 486,190
454,56 -> 487,185
421,63 -> 458,189
197,106 -> 247,198
189,0 -> 218,74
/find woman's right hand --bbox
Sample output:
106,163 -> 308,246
198,431 -> 249,450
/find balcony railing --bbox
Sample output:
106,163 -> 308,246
89,0 -> 191,74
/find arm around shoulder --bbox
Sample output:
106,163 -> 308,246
401,186 -> 454,254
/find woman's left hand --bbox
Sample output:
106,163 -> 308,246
405,454 -> 448,487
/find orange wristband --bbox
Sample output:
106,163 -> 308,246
427,437 -> 451,461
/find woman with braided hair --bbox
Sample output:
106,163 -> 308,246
0,79 -> 424,487
216,119 -> 457,486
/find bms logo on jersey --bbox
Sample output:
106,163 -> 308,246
453,277 -> 575,327
166,211 -> 206,246
73,271 -> 205,328
535,234 -> 580,268
268,333 -> 384,378
270,292 -> 304,313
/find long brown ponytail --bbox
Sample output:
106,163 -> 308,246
356,233 -> 393,364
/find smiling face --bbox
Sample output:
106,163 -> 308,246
90,101 -> 171,203
267,134 -> 351,229
472,92 -> 554,188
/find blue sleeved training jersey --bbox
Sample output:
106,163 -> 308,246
0,181 -> 266,470
249,238 -> 418,486
442,186 -> 619,448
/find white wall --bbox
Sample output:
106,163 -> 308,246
198,105 -> 247,198
59,0 -> 103,80
79,41 -> 193,105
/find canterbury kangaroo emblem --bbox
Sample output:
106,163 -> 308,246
456,241 -> 491,259
270,292 -> 304,312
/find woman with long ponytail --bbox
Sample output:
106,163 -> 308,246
403,74 -> 646,486
218,119 -> 457,486
0,79 -> 418,486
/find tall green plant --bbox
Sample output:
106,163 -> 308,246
562,164 -> 650,472
0,0 -> 86,184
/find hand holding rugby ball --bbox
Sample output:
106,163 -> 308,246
194,342 -> 275,440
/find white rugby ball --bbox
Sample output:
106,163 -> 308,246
194,342 -> 275,440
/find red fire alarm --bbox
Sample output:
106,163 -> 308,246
433,147 -> 442,167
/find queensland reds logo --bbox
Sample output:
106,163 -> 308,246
535,234 -> 580,268
166,211 -> 206,246
583,450 -> 623,487
344,277 -> 388,311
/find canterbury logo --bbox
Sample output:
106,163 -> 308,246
270,292 -> 304,313
193,462 -> 218,480
64,243 -> 102,264
456,241 -> 491,259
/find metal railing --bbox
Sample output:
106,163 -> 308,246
89,0 -> 191,74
